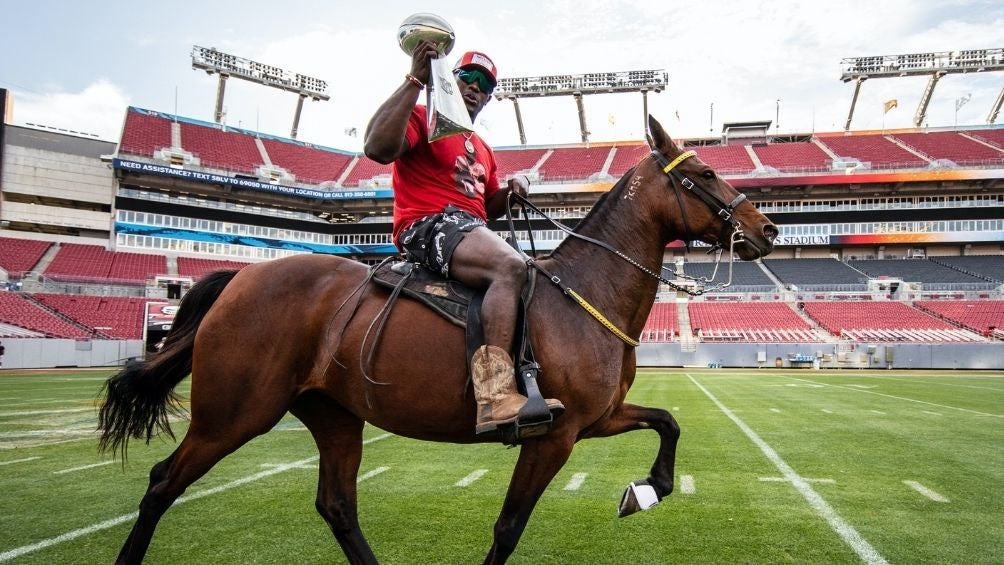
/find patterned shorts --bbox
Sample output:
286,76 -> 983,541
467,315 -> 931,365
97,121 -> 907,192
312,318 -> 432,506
398,205 -> 486,277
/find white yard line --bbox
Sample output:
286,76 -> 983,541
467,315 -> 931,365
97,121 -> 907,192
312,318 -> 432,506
358,466 -> 389,483
455,469 -> 489,487
53,461 -> 115,475
563,472 -> 588,491
903,480 -> 949,502
0,408 -> 93,417
688,374 -> 889,565
785,377 -> 1002,418
679,474 -> 696,495
0,456 -> 41,467
760,476 -> 836,484
0,431 -> 393,562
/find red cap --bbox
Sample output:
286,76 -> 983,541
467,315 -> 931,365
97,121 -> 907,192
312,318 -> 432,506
454,51 -> 497,85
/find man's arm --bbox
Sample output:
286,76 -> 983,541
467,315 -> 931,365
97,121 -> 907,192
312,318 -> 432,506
485,175 -> 529,220
363,40 -> 439,164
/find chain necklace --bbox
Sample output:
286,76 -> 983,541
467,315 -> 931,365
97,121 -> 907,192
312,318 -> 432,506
463,132 -> 475,155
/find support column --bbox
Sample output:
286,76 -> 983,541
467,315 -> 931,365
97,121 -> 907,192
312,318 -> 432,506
913,71 -> 946,127
574,92 -> 589,143
291,93 -> 306,139
987,84 -> 1004,124
214,73 -> 229,124
510,96 -> 527,145
844,77 -> 866,131
641,89 -> 649,132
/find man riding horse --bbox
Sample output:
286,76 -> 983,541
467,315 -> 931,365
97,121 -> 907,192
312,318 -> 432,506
363,43 -> 563,437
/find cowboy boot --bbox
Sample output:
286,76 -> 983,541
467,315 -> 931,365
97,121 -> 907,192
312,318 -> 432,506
471,345 -> 563,435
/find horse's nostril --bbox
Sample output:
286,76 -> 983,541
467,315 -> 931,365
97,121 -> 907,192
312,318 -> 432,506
763,224 -> 779,242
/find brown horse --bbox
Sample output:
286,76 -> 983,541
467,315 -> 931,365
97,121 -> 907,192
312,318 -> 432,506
98,115 -> 777,564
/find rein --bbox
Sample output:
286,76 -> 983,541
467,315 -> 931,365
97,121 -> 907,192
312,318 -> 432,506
503,148 -> 751,347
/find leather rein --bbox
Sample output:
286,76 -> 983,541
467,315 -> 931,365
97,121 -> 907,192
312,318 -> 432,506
505,148 -> 750,346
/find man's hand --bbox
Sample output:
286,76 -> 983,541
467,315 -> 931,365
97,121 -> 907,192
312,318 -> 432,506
409,40 -> 439,86
507,175 -> 530,198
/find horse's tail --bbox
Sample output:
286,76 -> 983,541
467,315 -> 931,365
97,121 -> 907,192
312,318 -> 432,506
98,269 -> 240,459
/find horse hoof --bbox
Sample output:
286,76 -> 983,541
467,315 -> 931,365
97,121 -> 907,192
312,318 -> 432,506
617,480 -> 660,518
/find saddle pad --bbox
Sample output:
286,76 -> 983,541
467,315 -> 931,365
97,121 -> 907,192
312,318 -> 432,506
370,261 -> 476,328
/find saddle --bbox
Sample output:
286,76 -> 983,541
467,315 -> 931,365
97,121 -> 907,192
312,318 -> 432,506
368,259 -> 555,444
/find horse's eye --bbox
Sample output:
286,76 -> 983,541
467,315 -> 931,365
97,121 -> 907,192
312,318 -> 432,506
702,170 -> 715,180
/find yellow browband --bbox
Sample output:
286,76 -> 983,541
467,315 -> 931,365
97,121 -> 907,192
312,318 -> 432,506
662,150 -> 697,174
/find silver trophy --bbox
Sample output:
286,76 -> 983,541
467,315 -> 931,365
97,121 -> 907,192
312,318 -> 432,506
398,13 -> 474,142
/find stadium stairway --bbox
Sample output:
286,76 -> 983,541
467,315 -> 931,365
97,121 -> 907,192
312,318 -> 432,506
32,243 -> 61,278
677,301 -> 697,352
755,260 -> 786,290
887,136 -> 932,164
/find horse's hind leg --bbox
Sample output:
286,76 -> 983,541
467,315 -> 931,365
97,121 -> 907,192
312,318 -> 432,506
116,408 -> 289,564
290,392 -> 376,565
114,427 -> 265,561
584,402 -> 680,516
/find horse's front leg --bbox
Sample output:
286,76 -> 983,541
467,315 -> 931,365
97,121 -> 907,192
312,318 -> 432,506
583,402 -> 680,517
484,433 -> 576,565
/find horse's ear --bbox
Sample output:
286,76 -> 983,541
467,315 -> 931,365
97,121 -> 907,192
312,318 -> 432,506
647,115 -> 681,155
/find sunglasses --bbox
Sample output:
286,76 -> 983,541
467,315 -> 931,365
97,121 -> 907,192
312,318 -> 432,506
455,68 -> 495,94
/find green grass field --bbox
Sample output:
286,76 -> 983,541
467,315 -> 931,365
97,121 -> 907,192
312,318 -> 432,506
1,368 -> 1001,564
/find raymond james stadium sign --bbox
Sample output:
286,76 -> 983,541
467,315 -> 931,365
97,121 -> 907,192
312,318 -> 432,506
113,159 -> 393,201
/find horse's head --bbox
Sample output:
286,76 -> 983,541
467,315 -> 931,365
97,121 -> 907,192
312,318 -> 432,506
645,115 -> 777,260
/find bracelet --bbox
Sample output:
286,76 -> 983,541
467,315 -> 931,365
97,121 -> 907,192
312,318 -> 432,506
404,74 -> 425,89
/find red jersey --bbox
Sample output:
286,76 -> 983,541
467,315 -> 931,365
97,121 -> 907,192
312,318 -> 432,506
391,105 -> 500,246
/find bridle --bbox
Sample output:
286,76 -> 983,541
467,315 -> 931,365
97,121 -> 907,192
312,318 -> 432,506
508,147 -> 752,298
505,147 -> 756,346
649,149 -> 748,256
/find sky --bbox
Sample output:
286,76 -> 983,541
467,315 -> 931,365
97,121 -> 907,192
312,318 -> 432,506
2,0 -> 1002,152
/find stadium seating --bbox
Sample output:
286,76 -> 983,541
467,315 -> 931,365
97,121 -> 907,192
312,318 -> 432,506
0,292 -> 93,339
0,237 -> 52,277
679,261 -> 776,290
178,122 -> 263,173
607,143 -> 652,177
964,129 -> 1004,150
537,146 -> 612,180
752,141 -> 831,172
119,109 -> 172,157
849,258 -> 988,285
802,301 -> 978,342
341,156 -> 393,187
930,255 -> 1004,282
691,145 -> 756,175
816,134 -> 927,169
893,132 -> 1004,166
259,139 -> 353,185
763,258 -> 867,290
688,302 -> 818,342
913,299 -> 1004,337
44,244 -> 166,285
177,257 -> 252,280
640,302 -> 678,342
494,148 -> 548,180
33,293 -> 146,339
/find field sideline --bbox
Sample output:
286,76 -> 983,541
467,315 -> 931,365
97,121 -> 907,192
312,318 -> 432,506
1,368 -> 1001,564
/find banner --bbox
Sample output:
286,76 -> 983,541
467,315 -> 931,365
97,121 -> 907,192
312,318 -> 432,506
113,159 -> 393,202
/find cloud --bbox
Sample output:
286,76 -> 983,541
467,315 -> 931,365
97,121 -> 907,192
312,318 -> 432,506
12,80 -> 130,140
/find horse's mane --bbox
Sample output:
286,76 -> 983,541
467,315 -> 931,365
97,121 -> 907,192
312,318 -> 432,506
542,165 -> 636,258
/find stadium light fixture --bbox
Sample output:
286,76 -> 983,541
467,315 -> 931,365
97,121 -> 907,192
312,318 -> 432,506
191,46 -> 330,139
493,69 -> 668,144
839,48 -> 1004,129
